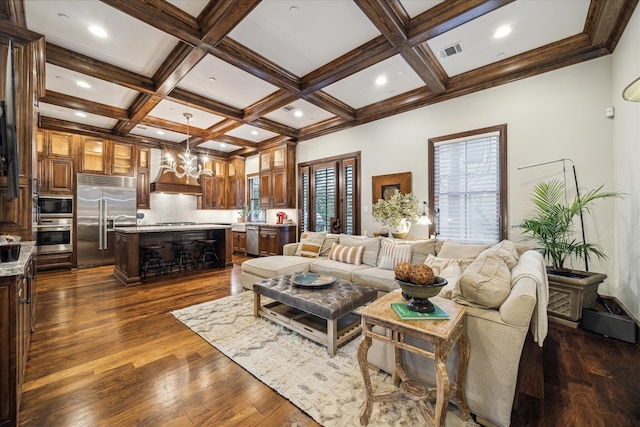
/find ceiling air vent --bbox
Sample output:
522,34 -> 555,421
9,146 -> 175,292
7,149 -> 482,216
282,105 -> 295,112
437,42 -> 463,60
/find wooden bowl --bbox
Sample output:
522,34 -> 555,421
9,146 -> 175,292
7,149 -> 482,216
394,276 -> 448,299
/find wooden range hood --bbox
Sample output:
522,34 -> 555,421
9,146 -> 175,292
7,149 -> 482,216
150,148 -> 203,195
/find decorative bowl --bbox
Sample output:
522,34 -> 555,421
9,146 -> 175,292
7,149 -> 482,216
395,276 -> 448,299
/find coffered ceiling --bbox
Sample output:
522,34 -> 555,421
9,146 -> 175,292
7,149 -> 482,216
3,0 -> 637,158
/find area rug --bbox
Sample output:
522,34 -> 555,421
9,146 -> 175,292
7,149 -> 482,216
171,291 -> 478,427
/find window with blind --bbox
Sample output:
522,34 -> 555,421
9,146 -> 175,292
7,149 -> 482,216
298,152 -> 360,235
428,124 -> 507,244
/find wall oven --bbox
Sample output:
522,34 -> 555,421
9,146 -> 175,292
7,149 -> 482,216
35,217 -> 73,254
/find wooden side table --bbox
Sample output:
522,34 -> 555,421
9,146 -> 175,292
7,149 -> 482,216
357,292 -> 470,426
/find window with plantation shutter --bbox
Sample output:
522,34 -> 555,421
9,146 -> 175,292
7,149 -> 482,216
428,124 -> 507,244
314,165 -> 336,232
298,152 -> 360,235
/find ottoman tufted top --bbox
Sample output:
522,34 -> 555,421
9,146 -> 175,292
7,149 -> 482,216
253,273 -> 377,320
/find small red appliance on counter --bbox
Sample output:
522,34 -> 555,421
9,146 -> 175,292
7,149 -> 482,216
276,212 -> 287,224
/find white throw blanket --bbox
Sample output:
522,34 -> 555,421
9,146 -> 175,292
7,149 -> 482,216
516,251 -> 549,346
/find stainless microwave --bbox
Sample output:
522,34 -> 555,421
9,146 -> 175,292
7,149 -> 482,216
37,196 -> 73,216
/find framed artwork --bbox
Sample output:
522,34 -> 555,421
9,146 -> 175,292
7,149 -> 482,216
371,172 -> 412,202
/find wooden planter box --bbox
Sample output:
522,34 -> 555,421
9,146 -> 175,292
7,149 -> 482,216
546,268 -> 607,328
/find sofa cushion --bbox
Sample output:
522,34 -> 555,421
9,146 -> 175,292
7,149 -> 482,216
436,240 -> 491,271
309,258 -> 369,281
242,256 -> 314,279
409,239 -> 438,264
377,240 -> 412,270
351,268 -> 400,293
478,239 -> 519,270
453,252 -> 511,309
320,234 -> 340,257
339,234 -> 380,266
328,243 -> 364,265
424,253 -> 460,275
295,231 -> 327,258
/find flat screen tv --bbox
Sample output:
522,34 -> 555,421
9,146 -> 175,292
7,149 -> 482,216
1,38 -> 19,201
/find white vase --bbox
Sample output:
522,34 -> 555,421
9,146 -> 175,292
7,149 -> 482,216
391,218 -> 411,239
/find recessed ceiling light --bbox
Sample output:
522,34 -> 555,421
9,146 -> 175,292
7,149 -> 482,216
251,130 -> 259,136
497,52 -> 506,58
289,6 -> 299,14
208,77 -> 216,82
138,125 -> 148,130
396,70 -> 405,77
58,13 -> 70,20
156,130 -> 165,135
88,25 -> 108,38
294,111 -> 303,118
494,26 -> 511,38
75,112 -> 87,117
220,143 -> 226,148
76,81 -> 90,88
375,75 -> 387,86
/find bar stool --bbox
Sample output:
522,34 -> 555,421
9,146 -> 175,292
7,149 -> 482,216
169,240 -> 197,273
197,239 -> 219,269
140,244 -> 166,281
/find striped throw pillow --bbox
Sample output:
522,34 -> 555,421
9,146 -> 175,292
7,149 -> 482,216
328,243 -> 364,265
377,240 -> 412,270
295,231 -> 327,258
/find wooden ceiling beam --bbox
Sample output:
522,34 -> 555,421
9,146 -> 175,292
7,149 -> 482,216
45,43 -> 155,93
99,0 -> 202,46
300,36 -> 395,94
40,91 -> 130,121
168,87 -> 243,120
244,90 -> 299,122
212,38 -> 301,94
113,94 -> 162,135
199,0 -> 262,47
355,0 -> 446,95
206,134 -> 258,149
250,118 -> 298,138
204,119 -> 244,138
585,0 -> 639,52
407,0 -> 515,45
303,91 -> 355,121
139,115 -> 207,138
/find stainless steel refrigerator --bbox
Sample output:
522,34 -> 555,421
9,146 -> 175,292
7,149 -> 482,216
77,173 -> 137,267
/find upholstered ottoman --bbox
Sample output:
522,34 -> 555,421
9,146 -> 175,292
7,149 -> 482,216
253,273 -> 377,356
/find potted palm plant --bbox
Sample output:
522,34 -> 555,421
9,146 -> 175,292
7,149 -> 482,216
514,179 -> 624,327
372,190 -> 420,238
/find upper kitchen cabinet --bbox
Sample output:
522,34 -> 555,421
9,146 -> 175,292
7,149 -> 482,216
227,156 -> 245,209
199,158 -> 227,210
259,142 -> 295,209
79,138 -> 135,176
36,130 -> 74,194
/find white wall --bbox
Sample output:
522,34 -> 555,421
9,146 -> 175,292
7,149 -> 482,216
612,6 -> 640,319
297,55 -> 620,292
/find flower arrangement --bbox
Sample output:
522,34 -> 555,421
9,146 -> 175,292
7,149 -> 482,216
372,190 -> 420,228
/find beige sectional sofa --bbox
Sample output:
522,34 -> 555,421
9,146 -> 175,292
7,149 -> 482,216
241,233 -> 548,427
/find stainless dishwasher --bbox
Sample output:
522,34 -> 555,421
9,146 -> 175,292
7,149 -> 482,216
245,224 -> 259,256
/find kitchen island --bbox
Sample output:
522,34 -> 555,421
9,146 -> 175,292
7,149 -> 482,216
113,224 -> 232,285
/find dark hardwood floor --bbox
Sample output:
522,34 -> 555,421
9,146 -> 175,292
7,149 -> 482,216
18,257 -> 640,426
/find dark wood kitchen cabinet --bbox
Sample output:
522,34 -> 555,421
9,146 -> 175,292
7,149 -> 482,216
36,130 -> 74,195
258,225 -> 296,257
258,142 -> 295,209
1,250 -> 37,427
232,231 -> 247,255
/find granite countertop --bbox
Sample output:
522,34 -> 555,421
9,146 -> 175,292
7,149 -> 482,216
113,224 -> 233,234
0,241 -> 36,277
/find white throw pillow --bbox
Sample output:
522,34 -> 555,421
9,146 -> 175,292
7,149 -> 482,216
295,231 -> 327,258
424,253 -> 461,276
477,239 -> 520,270
377,240 -> 412,270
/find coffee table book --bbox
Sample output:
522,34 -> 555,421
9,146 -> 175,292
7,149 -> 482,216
391,302 -> 450,320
